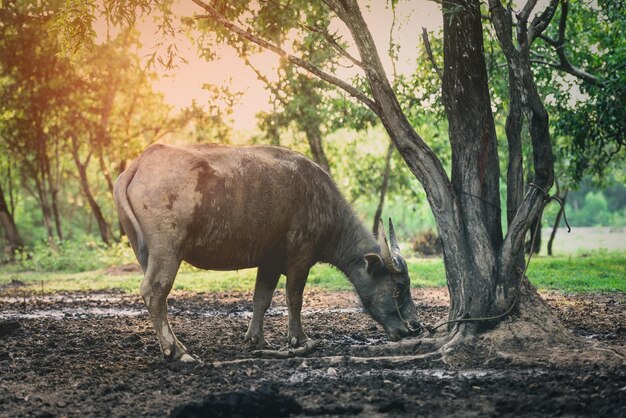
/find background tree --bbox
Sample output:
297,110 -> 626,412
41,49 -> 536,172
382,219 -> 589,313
0,0 -> 79,245
0,0 -> 176,249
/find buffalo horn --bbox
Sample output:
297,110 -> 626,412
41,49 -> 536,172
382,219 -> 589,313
378,219 -> 402,273
388,218 -> 401,255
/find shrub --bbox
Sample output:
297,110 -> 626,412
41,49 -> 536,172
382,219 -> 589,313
412,229 -> 442,256
15,236 -> 137,272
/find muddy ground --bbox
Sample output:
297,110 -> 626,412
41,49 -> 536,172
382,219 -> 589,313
0,284 -> 624,417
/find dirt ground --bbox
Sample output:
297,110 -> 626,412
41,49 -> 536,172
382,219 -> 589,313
0,284 -> 624,417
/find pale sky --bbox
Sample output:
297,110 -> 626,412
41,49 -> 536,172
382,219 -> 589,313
129,0 -> 443,130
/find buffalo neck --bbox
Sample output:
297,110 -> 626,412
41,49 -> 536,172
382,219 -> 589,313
321,210 -> 377,283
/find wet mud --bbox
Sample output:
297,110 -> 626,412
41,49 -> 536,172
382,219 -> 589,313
0,287 -> 624,417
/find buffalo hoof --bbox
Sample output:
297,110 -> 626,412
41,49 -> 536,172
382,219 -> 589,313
163,343 -> 200,364
179,353 -> 200,363
244,333 -> 269,350
288,334 -> 309,348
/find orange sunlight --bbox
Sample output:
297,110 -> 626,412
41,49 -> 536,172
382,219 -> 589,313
96,0 -> 443,132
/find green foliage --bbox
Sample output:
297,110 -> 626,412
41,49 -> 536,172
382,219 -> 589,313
533,0 -> 626,184
14,236 -> 136,272
564,191 -> 626,227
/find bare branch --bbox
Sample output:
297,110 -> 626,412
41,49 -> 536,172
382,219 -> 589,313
421,27 -> 442,80
191,0 -> 381,116
304,24 -> 363,68
538,33 -> 558,47
528,0 -> 559,43
530,59 -> 561,69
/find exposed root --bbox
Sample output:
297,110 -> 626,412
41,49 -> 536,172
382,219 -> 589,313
210,282 -> 624,369
251,339 -> 320,359
590,343 -> 625,359
211,350 -> 443,368
346,333 -> 450,357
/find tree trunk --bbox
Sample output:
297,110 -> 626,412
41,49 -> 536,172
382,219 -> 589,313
99,152 -> 115,196
372,142 -> 393,235
33,170 -> 56,245
441,0 -> 506,333
525,215 -> 542,254
0,183 -> 23,256
118,159 -> 127,238
70,136 -> 113,245
41,137 -> 63,241
303,122 -> 332,177
547,190 -> 567,256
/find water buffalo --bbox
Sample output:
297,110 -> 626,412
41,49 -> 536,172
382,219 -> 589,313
114,144 -> 422,362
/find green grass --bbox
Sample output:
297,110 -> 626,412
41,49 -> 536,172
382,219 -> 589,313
1,252 -> 624,295
525,253 -> 626,292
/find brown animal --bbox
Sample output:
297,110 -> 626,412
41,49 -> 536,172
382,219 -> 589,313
114,144 -> 422,362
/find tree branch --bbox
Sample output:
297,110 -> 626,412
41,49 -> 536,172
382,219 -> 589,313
304,24 -> 363,68
241,55 -> 289,106
528,0 -> 559,43
488,1 -> 517,59
191,0 -> 381,116
421,27 -> 443,80
537,0 -> 604,87
529,59 -> 561,69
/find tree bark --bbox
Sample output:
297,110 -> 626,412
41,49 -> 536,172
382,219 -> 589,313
33,160 -> 56,244
525,215 -> 542,254
373,142 -> 394,235
48,141 -> 63,242
440,0 -> 506,332
490,0 -> 556,318
0,183 -> 24,256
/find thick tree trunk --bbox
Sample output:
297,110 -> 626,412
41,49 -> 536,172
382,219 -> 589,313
0,183 -> 23,256
71,137 -> 113,245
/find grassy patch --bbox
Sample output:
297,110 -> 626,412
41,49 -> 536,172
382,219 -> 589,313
526,252 -> 626,292
1,252 -> 624,295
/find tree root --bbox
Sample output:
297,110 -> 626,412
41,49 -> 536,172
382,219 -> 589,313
251,339 -> 320,359
211,350 -> 443,368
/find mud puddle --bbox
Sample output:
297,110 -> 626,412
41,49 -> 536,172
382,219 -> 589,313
0,304 -> 363,320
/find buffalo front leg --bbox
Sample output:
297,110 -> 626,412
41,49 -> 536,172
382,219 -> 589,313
140,256 -> 194,362
286,267 -> 310,348
245,264 -> 281,349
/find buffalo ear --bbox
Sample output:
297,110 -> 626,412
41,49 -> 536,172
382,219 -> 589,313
364,253 -> 383,274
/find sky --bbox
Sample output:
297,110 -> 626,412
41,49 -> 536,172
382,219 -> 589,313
118,0 -> 444,130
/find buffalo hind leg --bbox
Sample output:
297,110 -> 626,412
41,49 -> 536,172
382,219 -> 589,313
286,267 -> 310,348
140,255 -> 194,362
245,264 -> 281,349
